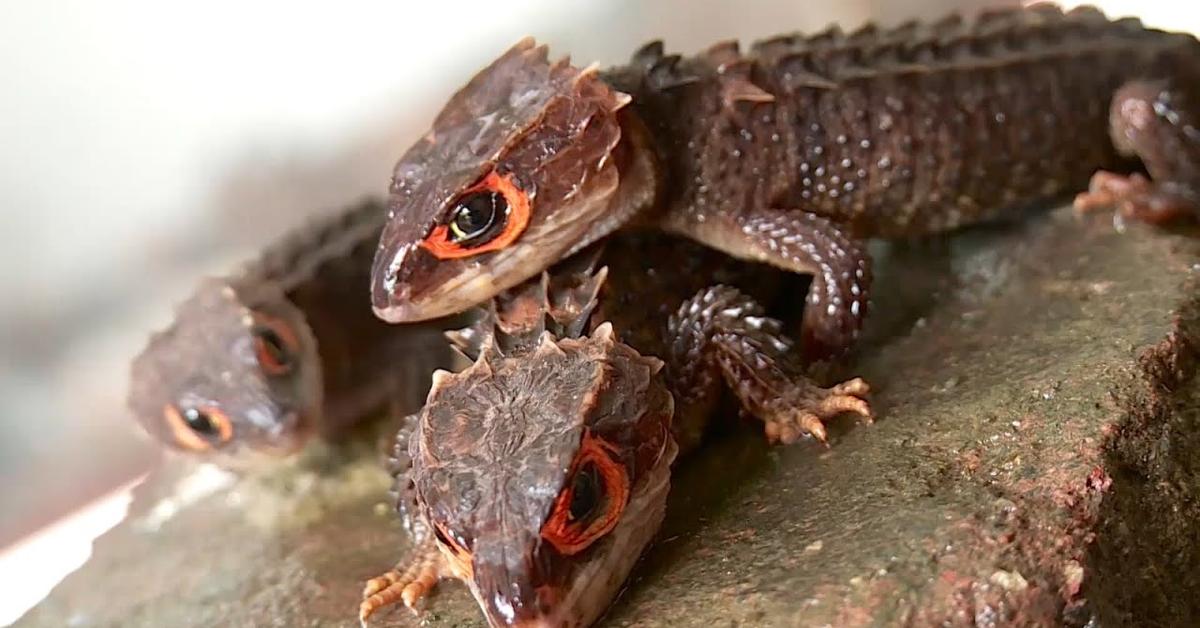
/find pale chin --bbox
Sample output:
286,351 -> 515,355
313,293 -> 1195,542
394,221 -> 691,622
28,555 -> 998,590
202,436 -> 307,471
380,264 -> 510,323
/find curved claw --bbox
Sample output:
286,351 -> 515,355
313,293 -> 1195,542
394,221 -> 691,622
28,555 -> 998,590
1075,171 -> 1197,225
358,543 -> 446,626
763,376 -> 873,445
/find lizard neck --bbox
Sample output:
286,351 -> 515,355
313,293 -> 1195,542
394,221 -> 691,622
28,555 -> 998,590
568,102 -> 663,248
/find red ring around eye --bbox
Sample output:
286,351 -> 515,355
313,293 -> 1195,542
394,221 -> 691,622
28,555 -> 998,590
541,434 -> 629,555
421,170 -> 531,259
251,313 -> 299,376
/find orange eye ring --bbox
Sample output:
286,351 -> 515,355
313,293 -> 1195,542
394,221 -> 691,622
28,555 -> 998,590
421,170 -> 531,259
163,404 -> 233,452
251,313 -> 300,376
541,433 -> 630,555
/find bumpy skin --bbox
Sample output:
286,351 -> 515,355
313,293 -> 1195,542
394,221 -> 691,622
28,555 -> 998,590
128,200 -> 460,459
362,234 -> 871,627
666,284 -> 870,448
584,234 -> 872,450
372,5 -> 1200,361
604,6 -> 1200,357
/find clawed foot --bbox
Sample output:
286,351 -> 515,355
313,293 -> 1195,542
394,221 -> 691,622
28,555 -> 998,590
1074,171 -> 1196,225
761,377 -> 873,445
358,543 -> 447,626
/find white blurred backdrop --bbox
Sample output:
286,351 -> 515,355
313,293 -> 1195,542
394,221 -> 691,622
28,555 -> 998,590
0,0 -> 1194,624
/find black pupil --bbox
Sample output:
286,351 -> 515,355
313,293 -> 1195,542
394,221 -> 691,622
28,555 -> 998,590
255,327 -> 291,367
450,191 -> 506,243
569,464 -> 602,522
183,408 -> 218,437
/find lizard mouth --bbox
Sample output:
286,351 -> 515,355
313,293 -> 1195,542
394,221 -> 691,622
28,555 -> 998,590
203,424 -> 311,470
372,244 -> 520,323
260,412 -> 313,455
373,234 -> 579,323
214,411 -> 312,466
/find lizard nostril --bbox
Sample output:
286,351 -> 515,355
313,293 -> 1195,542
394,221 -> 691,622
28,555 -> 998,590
373,257 -> 410,309
391,278 -> 410,300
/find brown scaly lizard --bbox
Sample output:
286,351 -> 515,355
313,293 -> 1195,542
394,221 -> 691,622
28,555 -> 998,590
368,5 -> 1200,360
359,233 -> 871,627
128,200 -> 461,461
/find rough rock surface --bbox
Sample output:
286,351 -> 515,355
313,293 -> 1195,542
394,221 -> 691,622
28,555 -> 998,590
16,207 -> 1200,628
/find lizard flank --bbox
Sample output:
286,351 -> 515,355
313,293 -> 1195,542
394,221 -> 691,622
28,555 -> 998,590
370,5 -> 1200,360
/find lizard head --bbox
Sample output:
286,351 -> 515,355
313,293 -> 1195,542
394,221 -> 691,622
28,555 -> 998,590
128,279 -> 323,459
409,323 -> 676,627
371,38 -> 657,323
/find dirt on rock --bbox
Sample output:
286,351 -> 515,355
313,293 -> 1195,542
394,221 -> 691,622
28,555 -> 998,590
16,207 -> 1200,628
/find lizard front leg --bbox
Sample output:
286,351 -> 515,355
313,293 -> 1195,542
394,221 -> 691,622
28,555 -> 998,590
360,413 -> 453,626
664,208 -> 871,361
358,537 -> 451,626
666,285 -> 872,446
1075,80 -> 1200,223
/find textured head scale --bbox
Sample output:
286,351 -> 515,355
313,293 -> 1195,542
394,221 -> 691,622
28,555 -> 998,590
371,39 -> 650,323
127,279 -> 322,457
409,259 -> 675,626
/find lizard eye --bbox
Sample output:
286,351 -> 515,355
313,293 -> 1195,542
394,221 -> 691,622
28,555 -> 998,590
251,315 -> 299,376
421,171 -> 531,259
448,190 -> 506,245
164,404 -> 233,451
541,434 -> 629,555
568,464 -> 601,522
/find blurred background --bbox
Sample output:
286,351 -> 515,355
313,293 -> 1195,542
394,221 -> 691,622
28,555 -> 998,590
0,0 -> 1195,624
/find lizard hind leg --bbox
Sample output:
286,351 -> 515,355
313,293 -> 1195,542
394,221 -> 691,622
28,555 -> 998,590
667,285 -> 873,445
358,538 -> 448,626
1075,80 -> 1200,224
